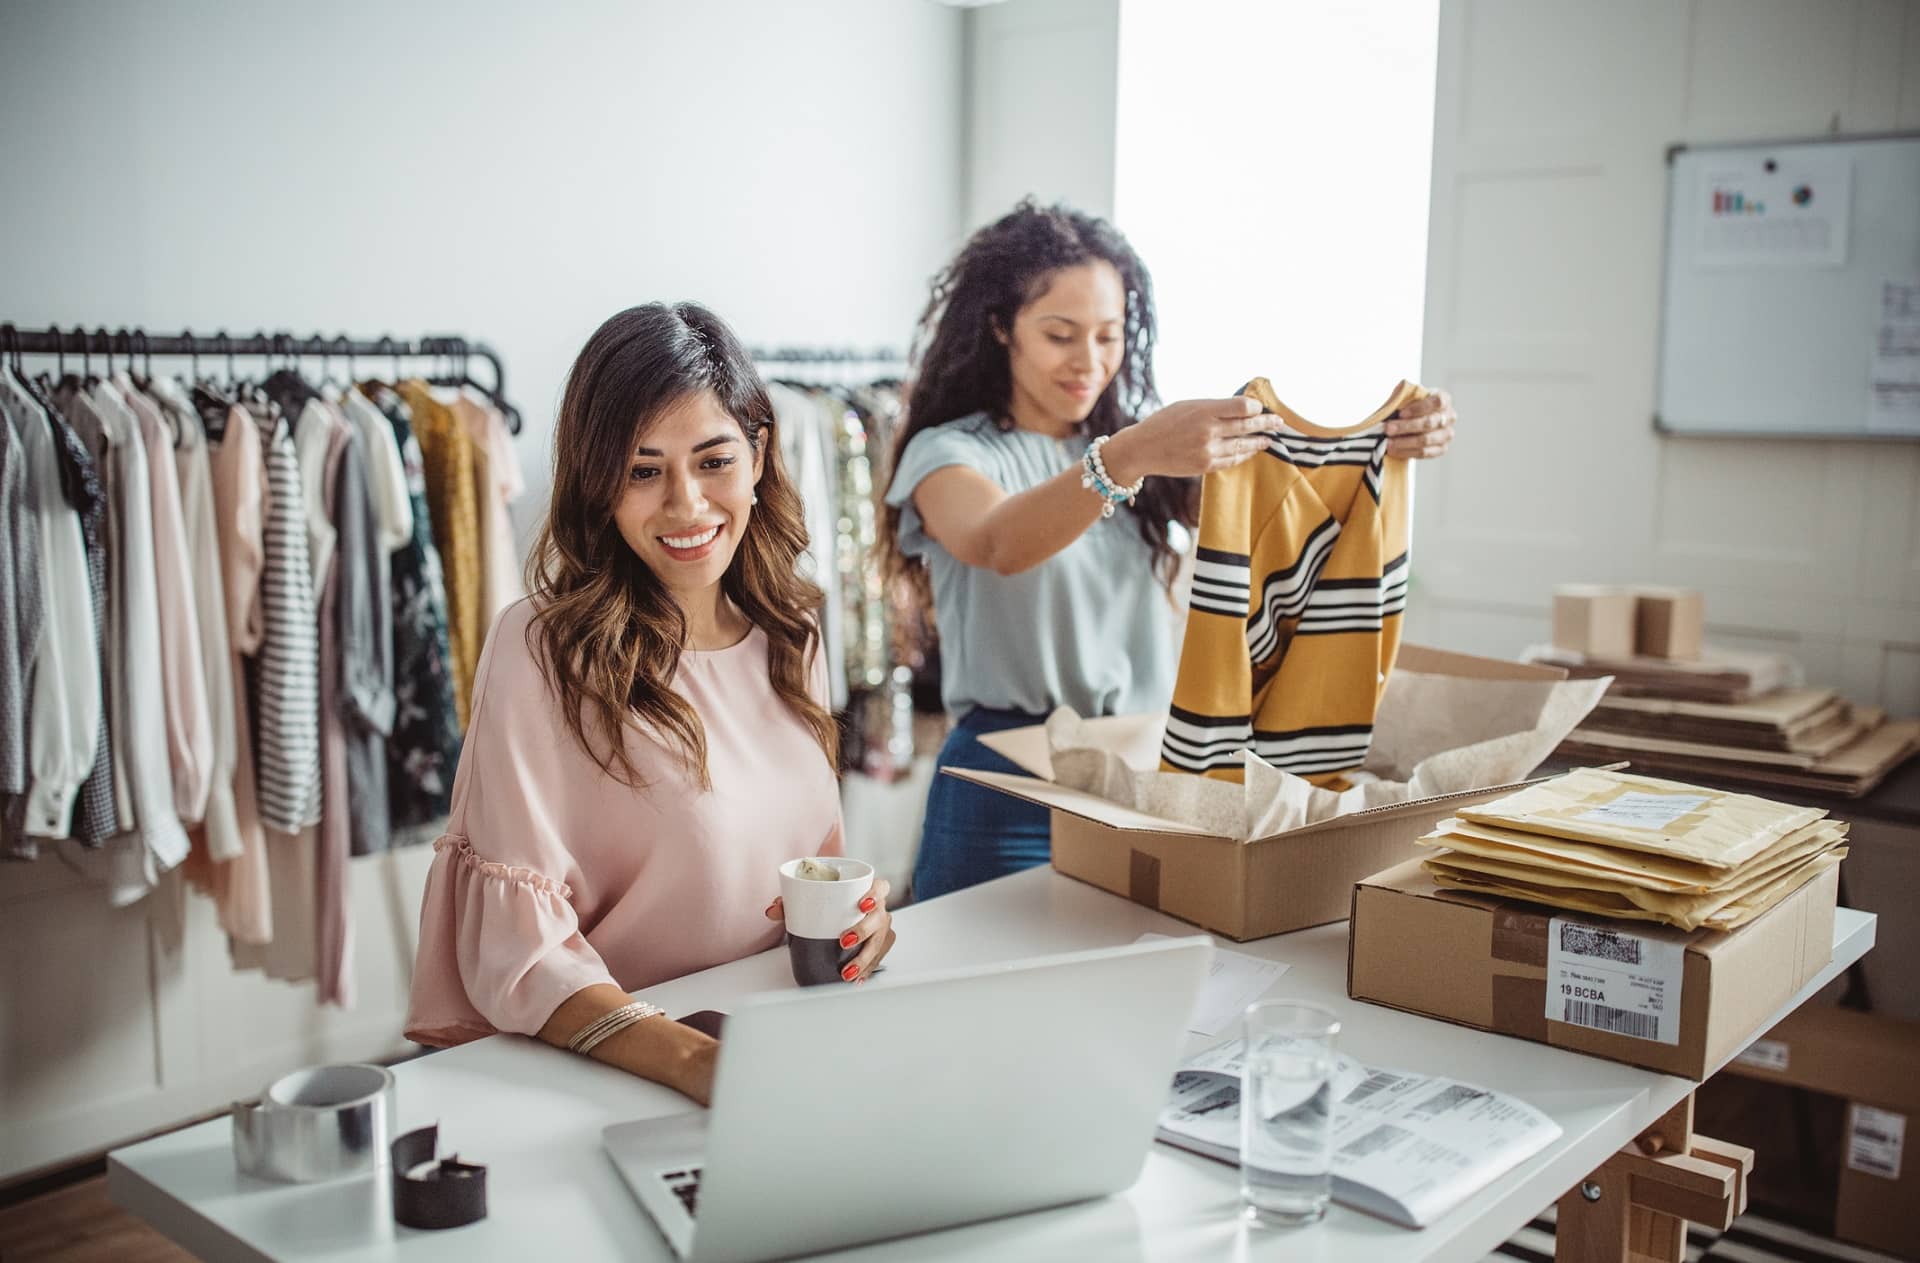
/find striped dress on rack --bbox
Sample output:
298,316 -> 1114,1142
248,404 -> 323,833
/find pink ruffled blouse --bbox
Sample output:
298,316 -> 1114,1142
405,600 -> 843,1046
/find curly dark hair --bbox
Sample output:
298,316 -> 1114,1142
880,198 -> 1197,612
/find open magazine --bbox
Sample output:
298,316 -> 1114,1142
1157,1040 -> 1561,1228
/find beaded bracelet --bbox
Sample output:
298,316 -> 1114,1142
1079,435 -> 1144,518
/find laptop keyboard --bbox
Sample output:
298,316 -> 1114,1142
659,1166 -> 702,1217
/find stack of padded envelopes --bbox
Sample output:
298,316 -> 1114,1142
1415,768 -> 1847,932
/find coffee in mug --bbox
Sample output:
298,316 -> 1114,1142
777,857 -> 874,986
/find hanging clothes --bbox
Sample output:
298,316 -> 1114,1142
247,402 -> 324,833
0,382 -> 46,850
329,407 -> 394,860
118,375 -> 213,825
397,380 -> 483,729
1161,377 -> 1423,785
0,333 -> 511,999
768,382 -> 846,710
368,387 -> 462,838
7,374 -> 118,848
192,399 -> 272,946
54,381 -> 188,903
451,388 -> 524,627
312,410 -> 355,1007
150,376 -> 241,866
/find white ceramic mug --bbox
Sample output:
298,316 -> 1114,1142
778,857 -> 874,986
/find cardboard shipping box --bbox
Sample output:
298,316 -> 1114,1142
1347,857 -> 1839,1080
1722,1004 -> 1920,1260
948,647 -> 1575,941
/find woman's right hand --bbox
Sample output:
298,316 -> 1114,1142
1100,396 -> 1275,484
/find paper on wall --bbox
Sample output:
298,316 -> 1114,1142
1868,276 -> 1920,436
1693,151 -> 1851,268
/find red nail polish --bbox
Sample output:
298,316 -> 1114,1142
858,897 -> 876,913
841,962 -> 860,982
839,931 -> 858,949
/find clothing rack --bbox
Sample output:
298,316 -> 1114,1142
0,324 -> 523,434
750,345 -> 907,364
750,346 -> 908,385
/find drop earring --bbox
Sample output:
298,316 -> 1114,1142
751,494 -> 759,505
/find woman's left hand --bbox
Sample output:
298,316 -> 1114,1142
765,878 -> 897,983
1386,388 -> 1457,460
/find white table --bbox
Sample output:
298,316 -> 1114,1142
110,867 -> 1876,1263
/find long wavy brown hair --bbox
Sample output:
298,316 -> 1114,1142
525,302 -> 837,790
881,199 -> 1196,614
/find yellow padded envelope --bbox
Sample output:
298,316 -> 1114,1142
1421,834 -> 1846,930
1426,850 -> 1844,932
1454,768 -> 1825,869
1414,816 -> 1848,893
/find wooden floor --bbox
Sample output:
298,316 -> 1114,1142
0,1175 -> 194,1263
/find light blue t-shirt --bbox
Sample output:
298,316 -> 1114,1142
886,413 -> 1175,719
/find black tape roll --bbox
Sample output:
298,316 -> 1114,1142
391,1124 -> 487,1230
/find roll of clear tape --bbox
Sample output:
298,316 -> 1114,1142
232,1063 -> 398,1183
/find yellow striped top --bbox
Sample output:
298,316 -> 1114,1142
1160,378 -> 1422,786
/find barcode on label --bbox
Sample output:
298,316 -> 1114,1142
1337,1123 -> 1411,1160
1409,1084 -> 1489,1120
1343,1072 -> 1404,1106
1847,1105 -> 1906,1180
1563,999 -> 1661,1040
1558,924 -> 1642,965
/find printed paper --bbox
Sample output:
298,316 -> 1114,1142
1732,1038 -> 1790,1073
1157,1043 -> 1561,1227
1694,152 -> 1851,267
1869,277 -> 1920,436
1576,791 -> 1712,831
1136,932 -> 1288,1036
1848,1105 -> 1906,1180
1547,917 -> 1685,1045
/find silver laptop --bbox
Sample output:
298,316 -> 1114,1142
603,937 -> 1211,1263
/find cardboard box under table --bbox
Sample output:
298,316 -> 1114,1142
1720,1003 -> 1920,1259
947,646 -> 1588,942
1347,857 -> 1839,1080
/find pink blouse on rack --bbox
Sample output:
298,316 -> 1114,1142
405,599 -> 844,1047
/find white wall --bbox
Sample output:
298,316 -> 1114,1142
1414,0 -> 1920,711
0,0 -> 965,527
1114,0 -> 1439,415
0,0 -> 966,1182
965,0 -> 1120,228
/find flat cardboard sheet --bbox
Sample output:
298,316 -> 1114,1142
1587,689 -> 1875,755
1522,643 -> 1801,702
1455,768 -> 1825,868
1565,712 -> 1880,768
1558,718 -> 1920,798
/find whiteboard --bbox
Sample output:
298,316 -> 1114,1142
1655,132 -> 1920,439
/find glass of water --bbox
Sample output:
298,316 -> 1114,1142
1240,1001 -> 1340,1226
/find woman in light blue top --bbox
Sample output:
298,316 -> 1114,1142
882,200 -> 1458,900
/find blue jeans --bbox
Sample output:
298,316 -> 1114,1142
911,707 -> 1052,902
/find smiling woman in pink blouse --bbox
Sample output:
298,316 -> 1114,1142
405,303 -> 895,1105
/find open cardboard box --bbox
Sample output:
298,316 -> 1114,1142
946,645 -> 1573,941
